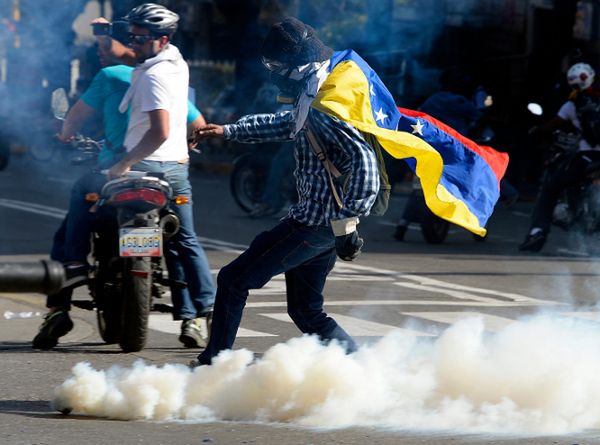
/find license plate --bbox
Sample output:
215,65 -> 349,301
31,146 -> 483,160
119,228 -> 162,257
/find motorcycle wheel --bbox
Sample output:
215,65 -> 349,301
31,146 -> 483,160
420,210 -> 450,244
94,260 -> 122,345
119,257 -> 152,353
229,156 -> 267,213
28,141 -> 56,162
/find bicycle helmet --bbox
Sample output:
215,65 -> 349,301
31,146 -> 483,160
567,63 -> 595,90
125,3 -> 179,36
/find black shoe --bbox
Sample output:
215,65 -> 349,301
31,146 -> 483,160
32,310 -> 73,350
393,225 -> 407,241
62,263 -> 89,289
519,232 -> 547,252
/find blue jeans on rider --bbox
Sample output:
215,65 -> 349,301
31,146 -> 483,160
133,160 -> 215,318
197,218 -> 357,365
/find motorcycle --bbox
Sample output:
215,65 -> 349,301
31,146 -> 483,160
51,88 -> 181,352
87,169 -> 180,352
230,141 -> 296,214
529,103 -> 600,254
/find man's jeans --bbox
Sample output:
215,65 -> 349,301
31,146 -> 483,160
134,160 -> 215,318
49,160 -> 215,317
198,218 -> 357,365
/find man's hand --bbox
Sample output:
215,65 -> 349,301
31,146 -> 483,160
193,124 -> 225,142
55,132 -> 73,144
331,217 -> 364,261
334,231 -> 364,261
107,160 -> 131,180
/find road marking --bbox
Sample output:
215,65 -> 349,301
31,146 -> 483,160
7,200 -> 555,309
563,311 -> 600,322
260,312 -> 433,337
245,300 -> 548,308
0,199 -> 66,219
403,311 -> 518,332
148,313 -> 276,337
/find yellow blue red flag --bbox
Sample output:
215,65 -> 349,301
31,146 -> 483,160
311,50 -> 509,236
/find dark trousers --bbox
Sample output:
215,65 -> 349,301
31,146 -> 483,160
198,218 -> 357,365
531,151 -> 600,232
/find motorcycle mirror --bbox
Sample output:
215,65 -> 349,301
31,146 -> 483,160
51,88 -> 69,120
527,103 -> 543,116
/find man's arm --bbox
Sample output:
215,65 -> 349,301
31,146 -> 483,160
194,111 -> 296,145
92,18 -> 137,66
57,100 -> 96,142
187,115 -> 207,151
107,109 -> 169,179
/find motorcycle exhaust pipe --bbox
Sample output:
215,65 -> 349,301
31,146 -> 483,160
159,212 -> 180,240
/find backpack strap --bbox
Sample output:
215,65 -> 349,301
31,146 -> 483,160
305,117 -> 344,209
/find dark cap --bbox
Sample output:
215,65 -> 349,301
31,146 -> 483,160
261,17 -> 333,66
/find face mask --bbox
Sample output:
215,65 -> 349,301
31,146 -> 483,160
270,72 -> 307,100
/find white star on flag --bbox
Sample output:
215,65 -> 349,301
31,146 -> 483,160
370,84 -> 375,96
410,119 -> 424,135
375,107 -> 388,124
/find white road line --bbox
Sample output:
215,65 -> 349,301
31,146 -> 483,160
260,312 -> 433,337
403,311 -> 518,332
6,199 -> 553,309
0,199 -> 66,219
563,311 -> 600,322
245,300 -> 543,308
148,314 -> 276,337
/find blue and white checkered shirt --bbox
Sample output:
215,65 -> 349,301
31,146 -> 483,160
224,109 -> 379,227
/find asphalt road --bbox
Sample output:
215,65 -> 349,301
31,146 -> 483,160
1,152 -> 600,445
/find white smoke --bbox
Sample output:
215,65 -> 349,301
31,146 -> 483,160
53,314 -> 600,435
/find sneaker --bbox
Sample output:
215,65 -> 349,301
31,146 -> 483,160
32,310 -> 73,350
62,263 -> 89,289
519,231 -> 547,252
188,359 -> 204,370
393,225 -> 407,241
179,318 -> 207,349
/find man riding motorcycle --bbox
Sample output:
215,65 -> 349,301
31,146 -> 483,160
519,63 -> 600,252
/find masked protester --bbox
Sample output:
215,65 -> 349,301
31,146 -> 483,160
520,63 -> 600,252
192,17 -> 380,366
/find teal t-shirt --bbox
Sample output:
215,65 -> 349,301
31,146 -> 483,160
81,65 -> 202,164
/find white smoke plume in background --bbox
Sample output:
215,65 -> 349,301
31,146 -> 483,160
53,313 -> 600,435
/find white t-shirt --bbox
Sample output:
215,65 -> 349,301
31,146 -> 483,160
557,100 -> 600,151
121,44 -> 189,162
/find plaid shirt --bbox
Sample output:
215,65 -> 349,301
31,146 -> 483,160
224,109 -> 379,226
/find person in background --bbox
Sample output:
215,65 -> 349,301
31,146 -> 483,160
519,63 -> 600,252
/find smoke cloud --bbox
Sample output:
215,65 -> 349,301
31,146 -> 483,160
53,313 -> 600,435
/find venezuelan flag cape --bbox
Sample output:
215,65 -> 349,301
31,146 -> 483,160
311,50 -> 509,236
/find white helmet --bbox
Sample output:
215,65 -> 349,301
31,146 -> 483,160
567,63 -> 595,90
125,3 -> 179,36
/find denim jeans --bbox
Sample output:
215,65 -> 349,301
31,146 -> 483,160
134,160 -> 215,318
197,218 -> 357,365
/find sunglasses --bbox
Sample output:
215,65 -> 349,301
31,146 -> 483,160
261,57 -> 289,73
127,33 -> 156,45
